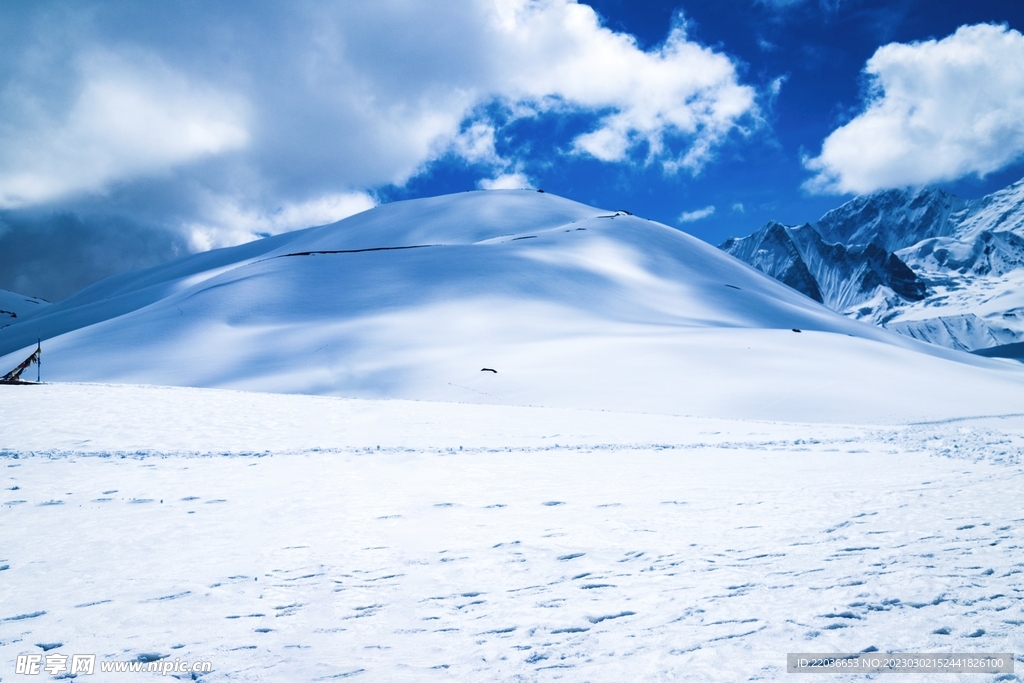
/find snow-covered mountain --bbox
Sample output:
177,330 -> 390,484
719,221 -> 925,312
722,178 -> 1024,353
2,189 -> 1022,421
814,186 -> 968,252
0,288 -> 49,326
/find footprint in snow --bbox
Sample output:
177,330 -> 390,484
135,653 -> 166,663
587,611 -> 635,624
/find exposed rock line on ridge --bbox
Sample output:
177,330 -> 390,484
0,289 -> 50,328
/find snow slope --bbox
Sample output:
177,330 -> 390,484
0,289 -> 49,327
2,190 -> 1023,422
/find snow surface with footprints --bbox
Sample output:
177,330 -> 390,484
1,384 -> 1023,682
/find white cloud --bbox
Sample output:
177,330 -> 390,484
0,1 -> 759,219
449,122 -> 502,166
0,49 -> 249,208
0,0 -> 769,278
678,205 -> 716,222
535,13 -> 758,172
804,23 -> 1024,194
732,202 -> 745,213
184,191 -> 376,252
479,171 -> 534,190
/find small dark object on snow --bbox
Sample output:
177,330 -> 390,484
481,368 -> 497,373
724,284 -> 740,290
792,328 -> 802,333
537,189 -> 545,193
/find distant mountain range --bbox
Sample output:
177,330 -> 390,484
721,178 -> 1024,356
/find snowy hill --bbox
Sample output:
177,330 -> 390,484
0,288 -> 49,326
722,178 -> 1024,353
3,190 -> 1024,422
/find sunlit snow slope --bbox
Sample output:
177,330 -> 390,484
2,190 -> 1023,421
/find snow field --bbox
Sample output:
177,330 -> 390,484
1,386 -> 1023,681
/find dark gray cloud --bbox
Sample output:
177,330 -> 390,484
0,210 -> 187,301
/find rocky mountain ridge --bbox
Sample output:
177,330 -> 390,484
721,178 -> 1024,353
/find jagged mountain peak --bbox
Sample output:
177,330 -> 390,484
722,175 -> 1024,354
720,219 -> 925,313
815,186 -> 968,252
719,219 -> 807,251
719,221 -> 823,303
953,176 -> 1024,240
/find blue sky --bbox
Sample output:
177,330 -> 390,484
2,0 -> 1024,300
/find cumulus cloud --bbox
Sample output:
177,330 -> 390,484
0,1 -> 758,212
449,122 -> 503,166
479,171 -> 534,190
495,5 -> 758,173
678,205 -> 716,222
0,49 -> 249,208
0,0 -> 762,297
183,192 -> 377,252
804,23 -> 1024,194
